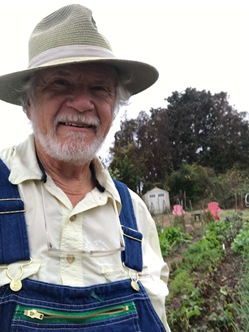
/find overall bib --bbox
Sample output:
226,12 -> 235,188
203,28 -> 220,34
0,160 -> 166,332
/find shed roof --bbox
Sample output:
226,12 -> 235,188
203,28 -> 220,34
145,187 -> 168,195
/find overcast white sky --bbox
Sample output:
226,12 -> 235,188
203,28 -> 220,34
0,0 -> 248,159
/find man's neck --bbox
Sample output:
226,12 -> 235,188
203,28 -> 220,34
36,142 -> 95,207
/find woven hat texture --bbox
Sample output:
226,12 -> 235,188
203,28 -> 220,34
0,4 -> 159,106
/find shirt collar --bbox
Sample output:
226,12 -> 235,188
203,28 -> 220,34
9,134 -> 43,184
8,134 -> 121,211
90,158 -> 121,212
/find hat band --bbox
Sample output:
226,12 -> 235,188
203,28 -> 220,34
28,45 -> 115,68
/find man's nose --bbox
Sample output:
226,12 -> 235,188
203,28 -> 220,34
66,87 -> 94,112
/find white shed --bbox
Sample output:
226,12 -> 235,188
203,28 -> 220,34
142,187 -> 170,215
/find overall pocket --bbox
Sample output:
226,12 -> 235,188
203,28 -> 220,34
11,301 -> 141,332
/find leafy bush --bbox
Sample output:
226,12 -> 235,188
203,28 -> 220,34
165,226 -> 192,246
182,237 -> 223,272
233,254 -> 249,332
206,213 -> 243,245
231,219 -> 249,253
168,269 -> 195,299
158,230 -> 172,257
157,226 -> 192,257
168,287 -> 204,331
168,163 -> 216,209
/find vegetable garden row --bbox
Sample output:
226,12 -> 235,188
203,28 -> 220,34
156,211 -> 249,331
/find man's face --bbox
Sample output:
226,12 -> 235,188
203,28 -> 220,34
27,63 -> 117,164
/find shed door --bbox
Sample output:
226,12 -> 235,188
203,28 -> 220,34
158,193 -> 166,213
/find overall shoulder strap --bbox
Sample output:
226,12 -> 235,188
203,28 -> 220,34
0,159 -> 30,264
113,179 -> 143,272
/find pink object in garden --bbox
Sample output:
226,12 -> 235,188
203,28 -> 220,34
206,202 -> 220,220
172,205 -> 185,215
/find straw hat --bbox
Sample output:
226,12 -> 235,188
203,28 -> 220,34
0,4 -> 159,106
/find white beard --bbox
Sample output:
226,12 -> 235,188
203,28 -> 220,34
30,113 -> 104,165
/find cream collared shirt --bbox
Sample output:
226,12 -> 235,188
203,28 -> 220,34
0,135 -> 170,331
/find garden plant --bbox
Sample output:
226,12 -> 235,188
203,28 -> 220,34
157,212 -> 247,331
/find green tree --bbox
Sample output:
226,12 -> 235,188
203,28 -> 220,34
109,142 -> 143,194
166,88 -> 249,173
109,88 -> 249,194
168,163 -> 216,208
110,110 -> 173,192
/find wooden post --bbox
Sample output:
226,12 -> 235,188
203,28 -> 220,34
241,192 -> 244,210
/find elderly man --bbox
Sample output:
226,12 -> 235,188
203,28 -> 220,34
0,4 -> 170,332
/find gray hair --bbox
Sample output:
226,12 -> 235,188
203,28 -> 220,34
19,67 -> 131,118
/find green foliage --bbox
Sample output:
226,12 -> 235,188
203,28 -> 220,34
109,88 -> 249,199
168,287 -> 204,331
168,164 -> 216,207
157,230 -> 172,258
208,307 -> 234,330
157,226 -> 192,257
213,167 -> 249,209
182,237 -> 223,272
231,219 -> 249,253
167,213 -> 245,331
166,89 -> 249,174
170,220 -> 226,277
233,254 -> 249,332
164,226 -> 189,245
167,218 -> 232,331
169,165 -> 249,210
168,269 -> 195,299
206,213 -> 243,245
109,142 -> 143,193
175,222 -> 225,274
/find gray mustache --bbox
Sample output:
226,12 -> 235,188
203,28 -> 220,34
55,114 -> 100,128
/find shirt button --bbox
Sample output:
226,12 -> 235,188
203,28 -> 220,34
66,254 -> 75,264
70,215 -> 76,222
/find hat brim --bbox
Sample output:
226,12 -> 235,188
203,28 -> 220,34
0,57 -> 159,106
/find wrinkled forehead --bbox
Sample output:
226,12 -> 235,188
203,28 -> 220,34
35,63 -> 118,85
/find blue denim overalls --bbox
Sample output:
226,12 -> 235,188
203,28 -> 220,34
0,159 -> 166,332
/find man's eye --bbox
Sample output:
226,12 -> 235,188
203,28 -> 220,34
53,79 -> 70,86
92,86 -> 107,91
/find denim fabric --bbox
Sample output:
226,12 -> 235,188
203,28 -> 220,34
113,180 -> 143,272
0,278 -> 166,332
0,159 -> 30,264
